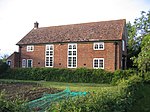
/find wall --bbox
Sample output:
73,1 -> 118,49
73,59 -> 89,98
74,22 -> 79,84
20,41 -> 121,72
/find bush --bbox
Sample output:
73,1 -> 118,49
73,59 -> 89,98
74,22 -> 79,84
2,68 -> 113,84
111,69 -> 137,85
0,62 -> 9,78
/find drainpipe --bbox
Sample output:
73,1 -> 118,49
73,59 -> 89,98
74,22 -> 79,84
114,42 -> 118,70
19,45 -> 22,68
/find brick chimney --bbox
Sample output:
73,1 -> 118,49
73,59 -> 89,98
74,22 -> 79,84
34,21 -> 39,29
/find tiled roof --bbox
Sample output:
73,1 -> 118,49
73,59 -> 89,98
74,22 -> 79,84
17,19 -> 126,45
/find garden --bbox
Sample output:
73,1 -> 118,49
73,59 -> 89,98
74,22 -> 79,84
0,68 -> 150,112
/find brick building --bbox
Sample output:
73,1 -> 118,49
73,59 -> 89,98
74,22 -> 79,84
7,19 -> 127,71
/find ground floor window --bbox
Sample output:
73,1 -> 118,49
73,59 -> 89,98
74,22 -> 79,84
45,45 -> 54,67
93,58 -> 104,69
68,43 -> 77,68
22,59 -> 26,68
27,59 -> 33,68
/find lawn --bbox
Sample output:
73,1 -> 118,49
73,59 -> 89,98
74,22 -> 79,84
0,79 -> 119,92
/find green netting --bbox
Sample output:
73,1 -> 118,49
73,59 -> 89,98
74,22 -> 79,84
25,87 -> 87,112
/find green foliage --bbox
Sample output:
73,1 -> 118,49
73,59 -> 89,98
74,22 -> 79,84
2,68 -> 113,84
127,10 -> 150,68
112,69 -> 137,85
0,61 -> 9,77
143,72 -> 150,84
132,34 -> 150,72
48,75 -> 143,112
0,91 -> 28,112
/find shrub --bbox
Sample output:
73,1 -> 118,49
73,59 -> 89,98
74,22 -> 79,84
2,68 -> 113,84
0,62 -> 9,78
111,69 -> 137,85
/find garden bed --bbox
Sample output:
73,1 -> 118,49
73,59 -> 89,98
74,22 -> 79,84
0,81 -> 61,101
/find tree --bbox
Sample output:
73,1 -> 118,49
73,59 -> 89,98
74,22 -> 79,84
133,34 -> 150,72
127,10 -> 150,68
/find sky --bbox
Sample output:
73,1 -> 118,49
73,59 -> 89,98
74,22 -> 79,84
0,0 -> 150,57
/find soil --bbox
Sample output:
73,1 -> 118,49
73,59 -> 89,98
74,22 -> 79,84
0,81 -> 62,101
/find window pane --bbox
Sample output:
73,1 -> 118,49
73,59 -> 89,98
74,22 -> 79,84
50,51 -> 53,55
73,57 -> 76,67
46,51 -> 49,55
99,60 -> 103,68
27,60 -> 32,68
73,45 -> 76,49
69,45 -> 72,49
50,46 -> 53,50
68,51 -> 72,55
94,44 -> 98,49
22,59 -> 26,68
68,57 -> 72,67
99,44 -> 103,49
94,59 -> 98,67
73,51 -> 76,55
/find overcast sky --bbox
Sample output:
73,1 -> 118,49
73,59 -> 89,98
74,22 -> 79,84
0,0 -> 150,57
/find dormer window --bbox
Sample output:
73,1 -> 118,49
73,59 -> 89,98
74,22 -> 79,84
93,42 -> 104,50
27,45 -> 34,52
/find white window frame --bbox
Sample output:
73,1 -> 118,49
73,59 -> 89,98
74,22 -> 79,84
93,42 -> 104,50
27,45 -> 34,52
67,43 -> 77,68
122,40 -> 125,51
27,59 -> 33,68
22,59 -> 26,68
7,60 -> 11,66
93,58 -> 104,69
45,44 -> 54,67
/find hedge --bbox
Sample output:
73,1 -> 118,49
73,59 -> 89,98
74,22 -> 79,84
1,68 -> 113,84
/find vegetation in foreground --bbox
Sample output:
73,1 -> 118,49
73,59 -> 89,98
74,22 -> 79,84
1,73 -> 149,112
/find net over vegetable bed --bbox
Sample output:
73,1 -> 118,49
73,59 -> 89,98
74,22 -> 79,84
25,87 -> 87,112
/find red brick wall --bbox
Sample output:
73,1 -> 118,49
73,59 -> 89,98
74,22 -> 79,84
7,52 -> 19,68
20,41 -> 122,72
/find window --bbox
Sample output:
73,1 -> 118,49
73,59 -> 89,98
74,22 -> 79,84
27,45 -> 34,52
93,42 -> 104,50
22,59 -> 26,68
122,40 -> 125,51
93,58 -> 104,69
45,45 -> 54,67
68,43 -> 77,68
7,60 -> 11,66
27,59 -> 33,68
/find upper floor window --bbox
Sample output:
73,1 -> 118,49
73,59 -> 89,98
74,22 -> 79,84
93,58 -> 104,69
93,42 -> 104,50
27,45 -> 34,52
122,40 -> 125,51
68,43 -> 77,68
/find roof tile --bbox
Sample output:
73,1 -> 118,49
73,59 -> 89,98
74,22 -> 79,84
17,19 -> 126,45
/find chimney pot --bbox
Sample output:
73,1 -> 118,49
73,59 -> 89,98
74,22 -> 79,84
34,21 -> 39,29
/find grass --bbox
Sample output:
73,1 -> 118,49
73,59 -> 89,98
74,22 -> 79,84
0,79 -> 120,92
